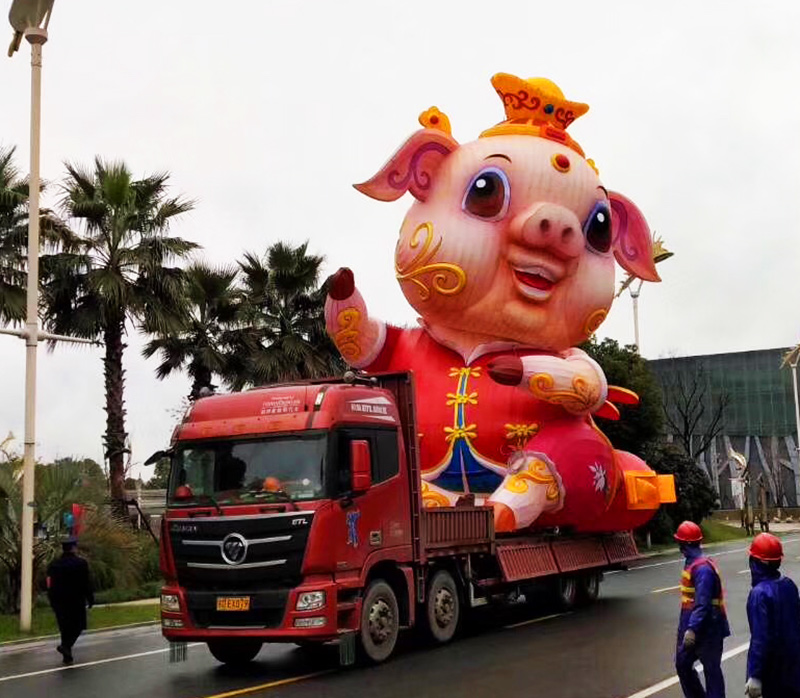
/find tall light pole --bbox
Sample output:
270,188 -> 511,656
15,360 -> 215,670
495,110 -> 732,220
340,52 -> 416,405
616,234 -> 674,354
783,344 -> 800,496
4,0 -> 93,633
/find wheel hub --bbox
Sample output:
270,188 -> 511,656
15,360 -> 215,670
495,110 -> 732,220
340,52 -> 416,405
368,598 -> 394,644
434,587 -> 455,628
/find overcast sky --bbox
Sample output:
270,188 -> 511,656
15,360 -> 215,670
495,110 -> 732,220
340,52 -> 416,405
1,1 -> 798,480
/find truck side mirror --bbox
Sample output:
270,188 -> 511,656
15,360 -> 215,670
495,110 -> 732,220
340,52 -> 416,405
350,440 -> 372,492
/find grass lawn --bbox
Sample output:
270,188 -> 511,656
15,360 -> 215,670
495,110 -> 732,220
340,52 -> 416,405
0,603 -> 159,644
701,519 -> 750,543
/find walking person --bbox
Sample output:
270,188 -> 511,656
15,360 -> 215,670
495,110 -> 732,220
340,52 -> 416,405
674,521 -> 730,698
744,533 -> 800,697
46,536 -> 94,664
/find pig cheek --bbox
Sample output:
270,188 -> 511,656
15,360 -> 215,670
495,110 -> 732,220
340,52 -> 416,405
562,257 -> 615,343
395,213 -> 501,320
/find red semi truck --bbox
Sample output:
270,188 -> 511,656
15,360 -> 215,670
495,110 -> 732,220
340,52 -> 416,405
157,371 -> 671,665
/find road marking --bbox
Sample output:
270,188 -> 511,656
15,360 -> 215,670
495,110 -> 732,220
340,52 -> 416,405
738,569 -> 750,574
0,643 -> 200,683
625,641 -> 749,697
504,612 -> 569,629
195,671 -> 333,698
651,585 -> 680,594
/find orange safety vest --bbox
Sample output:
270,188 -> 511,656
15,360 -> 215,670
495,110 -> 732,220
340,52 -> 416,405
680,557 -> 726,612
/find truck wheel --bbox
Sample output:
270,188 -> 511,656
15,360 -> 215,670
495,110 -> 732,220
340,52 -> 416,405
207,638 -> 262,666
552,575 -> 578,611
359,580 -> 399,663
578,572 -> 601,605
425,569 -> 460,644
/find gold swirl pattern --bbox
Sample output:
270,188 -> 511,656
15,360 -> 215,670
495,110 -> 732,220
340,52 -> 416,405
444,425 -> 478,443
395,222 -> 467,300
504,457 -> 560,500
582,308 -> 608,337
421,482 -> 452,508
529,372 -> 601,413
446,391 -> 478,406
335,307 -> 362,362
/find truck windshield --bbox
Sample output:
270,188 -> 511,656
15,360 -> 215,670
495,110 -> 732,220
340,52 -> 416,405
168,433 -> 327,506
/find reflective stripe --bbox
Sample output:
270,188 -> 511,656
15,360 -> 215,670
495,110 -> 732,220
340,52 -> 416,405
680,557 -> 726,614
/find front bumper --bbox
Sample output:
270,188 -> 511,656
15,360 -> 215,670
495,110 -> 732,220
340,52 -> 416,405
160,581 -> 350,643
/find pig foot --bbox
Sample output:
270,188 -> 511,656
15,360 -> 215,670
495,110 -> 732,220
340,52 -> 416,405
487,451 -> 565,532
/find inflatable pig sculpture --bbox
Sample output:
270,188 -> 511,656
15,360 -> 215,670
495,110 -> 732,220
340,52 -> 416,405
326,73 -> 675,534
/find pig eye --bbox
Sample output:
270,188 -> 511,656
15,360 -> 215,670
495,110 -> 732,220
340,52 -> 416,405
584,201 -> 612,253
462,167 -> 509,220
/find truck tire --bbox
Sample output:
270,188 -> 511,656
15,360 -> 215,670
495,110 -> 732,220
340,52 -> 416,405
578,571 -> 601,605
207,638 -> 262,666
552,575 -> 578,611
425,569 -> 461,644
359,580 -> 399,663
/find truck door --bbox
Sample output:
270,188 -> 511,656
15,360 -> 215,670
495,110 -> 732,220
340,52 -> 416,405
330,427 -> 410,572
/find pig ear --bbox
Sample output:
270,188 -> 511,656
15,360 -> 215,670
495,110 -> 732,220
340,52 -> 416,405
354,129 -> 458,203
608,191 -> 660,282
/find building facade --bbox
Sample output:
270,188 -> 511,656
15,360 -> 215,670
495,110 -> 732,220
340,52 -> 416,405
649,348 -> 799,509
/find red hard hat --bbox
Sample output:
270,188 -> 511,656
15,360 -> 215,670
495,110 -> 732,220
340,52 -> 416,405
174,485 -> 193,500
674,521 -> 703,543
749,533 -> 783,562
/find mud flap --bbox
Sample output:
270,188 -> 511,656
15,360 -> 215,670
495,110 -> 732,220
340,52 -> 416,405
169,641 -> 188,663
338,631 -> 356,666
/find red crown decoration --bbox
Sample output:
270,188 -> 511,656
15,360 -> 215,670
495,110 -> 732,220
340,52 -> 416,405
480,73 -> 589,157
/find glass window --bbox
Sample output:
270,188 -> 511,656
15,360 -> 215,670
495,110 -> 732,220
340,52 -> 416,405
168,433 -> 328,506
333,427 -> 400,494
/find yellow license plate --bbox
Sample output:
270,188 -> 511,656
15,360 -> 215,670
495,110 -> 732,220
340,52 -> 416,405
216,596 -> 251,612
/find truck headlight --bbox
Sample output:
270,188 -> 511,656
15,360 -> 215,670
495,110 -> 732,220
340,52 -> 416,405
295,591 -> 326,611
161,594 -> 180,613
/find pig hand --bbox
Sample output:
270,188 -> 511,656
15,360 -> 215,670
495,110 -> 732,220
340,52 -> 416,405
487,349 -> 607,415
324,267 -> 386,368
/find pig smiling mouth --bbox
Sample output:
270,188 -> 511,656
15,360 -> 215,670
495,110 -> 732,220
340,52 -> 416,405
512,265 -> 558,300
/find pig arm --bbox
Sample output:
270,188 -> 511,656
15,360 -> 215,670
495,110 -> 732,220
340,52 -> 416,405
488,349 -> 608,415
324,267 -> 387,369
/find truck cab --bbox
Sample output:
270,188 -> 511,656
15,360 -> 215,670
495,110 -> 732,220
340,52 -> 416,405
159,373 -> 421,664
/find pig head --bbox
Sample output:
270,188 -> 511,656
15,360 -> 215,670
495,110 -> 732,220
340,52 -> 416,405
354,76 -> 659,353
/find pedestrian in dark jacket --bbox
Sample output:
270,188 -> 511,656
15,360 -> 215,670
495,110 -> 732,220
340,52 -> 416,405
46,537 -> 94,664
673,521 -> 730,698
745,533 -> 800,698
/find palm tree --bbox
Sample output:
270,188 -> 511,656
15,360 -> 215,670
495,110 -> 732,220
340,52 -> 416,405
40,158 -> 198,513
225,241 -> 344,390
142,261 -> 242,400
0,145 -> 73,325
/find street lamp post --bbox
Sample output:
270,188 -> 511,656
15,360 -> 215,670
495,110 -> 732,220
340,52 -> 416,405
783,344 -> 800,497
5,0 -> 95,633
615,234 -> 674,355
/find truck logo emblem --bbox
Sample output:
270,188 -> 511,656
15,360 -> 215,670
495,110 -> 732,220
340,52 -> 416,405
291,518 -> 307,526
346,510 -> 361,548
220,533 -> 248,566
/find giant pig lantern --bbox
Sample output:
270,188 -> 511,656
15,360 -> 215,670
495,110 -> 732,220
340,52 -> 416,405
326,73 -> 676,534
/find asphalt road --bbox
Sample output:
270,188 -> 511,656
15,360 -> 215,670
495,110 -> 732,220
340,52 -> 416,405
2,536 -> 798,698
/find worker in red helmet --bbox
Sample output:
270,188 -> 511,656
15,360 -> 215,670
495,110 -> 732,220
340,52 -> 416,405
744,533 -> 800,697
673,521 -> 730,698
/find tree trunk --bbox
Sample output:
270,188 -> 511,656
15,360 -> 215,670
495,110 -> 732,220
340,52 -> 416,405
104,316 -> 128,518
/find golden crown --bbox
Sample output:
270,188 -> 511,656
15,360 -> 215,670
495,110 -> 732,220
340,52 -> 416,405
481,73 -> 589,155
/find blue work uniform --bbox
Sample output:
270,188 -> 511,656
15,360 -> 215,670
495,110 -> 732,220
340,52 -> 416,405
746,558 -> 800,697
675,546 -> 730,698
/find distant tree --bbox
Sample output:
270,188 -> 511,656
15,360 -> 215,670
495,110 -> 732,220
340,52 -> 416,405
658,361 -> 729,459
224,241 -> 344,389
581,337 -> 664,457
40,158 -> 198,515
145,458 -> 170,490
640,441 -> 718,543
142,262 -> 242,400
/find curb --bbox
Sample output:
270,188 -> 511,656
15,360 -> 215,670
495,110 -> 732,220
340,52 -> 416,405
0,620 -> 159,651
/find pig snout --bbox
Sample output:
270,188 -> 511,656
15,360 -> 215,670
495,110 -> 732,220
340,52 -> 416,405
510,203 -> 584,259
